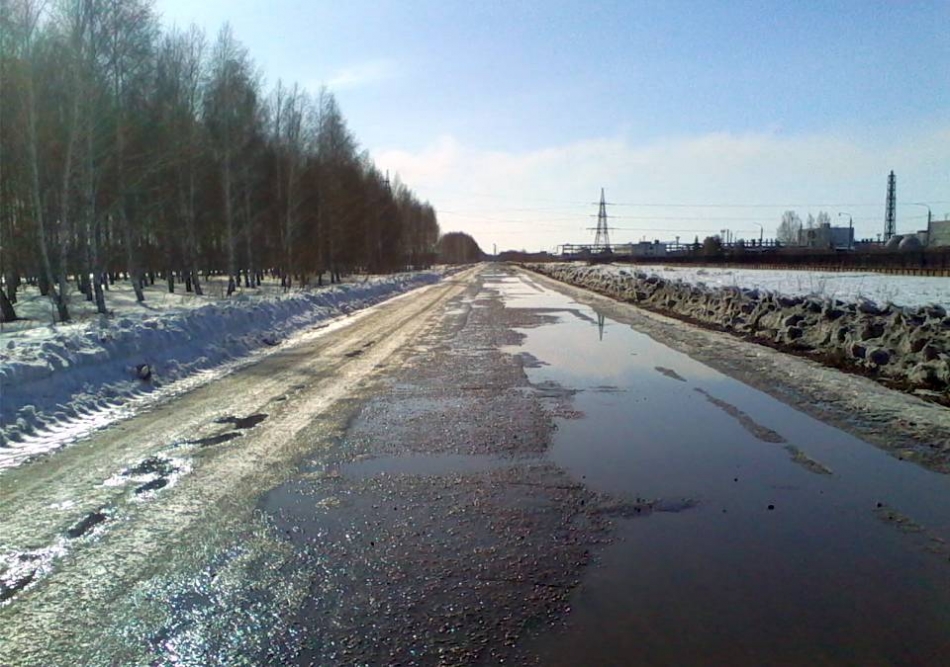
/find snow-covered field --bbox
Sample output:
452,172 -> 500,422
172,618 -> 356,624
604,264 -> 950,309
0,272 -> 446,465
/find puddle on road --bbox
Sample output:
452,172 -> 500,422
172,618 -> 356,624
213,413 -> 268,430
65,510 -> 109,539
495,271 -> 950,665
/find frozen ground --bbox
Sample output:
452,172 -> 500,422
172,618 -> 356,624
0,272 -> 445,462
602,264 -> 949,309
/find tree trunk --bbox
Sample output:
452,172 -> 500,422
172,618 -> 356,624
112,27 -> 144,304
86,97 -> 107,315
243,166 -> 255,288
24,32 -> 69,322
4,273 -> 20,304
0,287 -> 17,322
222,147 -> 236,291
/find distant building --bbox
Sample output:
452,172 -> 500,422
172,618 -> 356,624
929,219 -> 950,247
798,223 -> 854,250
613,240 -> 667,257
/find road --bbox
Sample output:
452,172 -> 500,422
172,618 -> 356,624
2,264 -> 950,666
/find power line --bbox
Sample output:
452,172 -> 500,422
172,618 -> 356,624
438,197 -> 950,210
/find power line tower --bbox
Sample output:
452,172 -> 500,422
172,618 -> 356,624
884,170 -> 896,241
593,188 -> 611,252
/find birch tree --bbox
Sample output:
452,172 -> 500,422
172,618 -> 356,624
14,0 -> 70,321
777,210 -> 802,246
103,0 -> 158,302
205,24 -> 258,295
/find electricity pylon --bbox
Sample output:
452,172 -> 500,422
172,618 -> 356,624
594,188 -> 611,252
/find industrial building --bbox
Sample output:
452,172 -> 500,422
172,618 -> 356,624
612,241 -> 668,257
929,219 -> 950,247
797,223 -> 854,250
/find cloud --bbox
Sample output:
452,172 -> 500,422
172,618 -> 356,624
325,59 -> 397,90
371,126 -> 950,252
374,135 -> 462,187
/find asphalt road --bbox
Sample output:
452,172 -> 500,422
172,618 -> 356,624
2,264 -> 949,666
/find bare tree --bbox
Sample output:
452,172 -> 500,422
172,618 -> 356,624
205,23 -> 258,295
271,79 -> 309,287
776,210 -> 802,246
15,0 -> 70,321
154,24 -> 206,295
104,0 -> 158,302
316,90 -> 358,283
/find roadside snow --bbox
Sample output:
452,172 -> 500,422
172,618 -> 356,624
599,264 -> 950,309
0,272 -> 444,463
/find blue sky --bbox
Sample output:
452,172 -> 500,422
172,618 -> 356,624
156,0 -> 949,252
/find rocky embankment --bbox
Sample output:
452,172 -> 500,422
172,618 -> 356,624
525,263 -> 950,401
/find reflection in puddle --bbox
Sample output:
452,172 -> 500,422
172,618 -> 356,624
654,366 -> 686,382
784,444 -> 833,475
694,387 -> 787,443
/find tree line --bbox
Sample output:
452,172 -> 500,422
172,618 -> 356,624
0,0 -> 440,323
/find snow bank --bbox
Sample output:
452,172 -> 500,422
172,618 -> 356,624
526,263 -> 950,399
601,264 -> 950,309
0,272 -> 442,450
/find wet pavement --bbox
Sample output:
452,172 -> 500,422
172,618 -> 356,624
3,264 -> 950,665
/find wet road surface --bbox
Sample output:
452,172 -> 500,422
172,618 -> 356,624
2,264 -> 950,666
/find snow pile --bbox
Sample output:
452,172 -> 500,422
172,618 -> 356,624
527,263 -> 950,398
0,272 -> 442,450
600,264 -> 950,309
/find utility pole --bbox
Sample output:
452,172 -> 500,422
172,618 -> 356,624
751,223 -> 763,245
838,212 -> 853,250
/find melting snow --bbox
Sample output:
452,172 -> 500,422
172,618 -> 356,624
0,272 -> 444,466
599,264 -> 950,308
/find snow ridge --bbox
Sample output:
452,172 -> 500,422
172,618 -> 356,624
0,272 -> 441,451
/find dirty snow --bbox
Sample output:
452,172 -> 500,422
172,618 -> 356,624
0,272 -> 444,465
601,264 -> 950,309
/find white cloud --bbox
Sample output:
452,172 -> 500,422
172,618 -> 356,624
372,126 -> 950,253
325,59 -> 397,90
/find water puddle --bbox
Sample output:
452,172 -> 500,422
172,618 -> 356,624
134,478 -> 168,494
0,541 -> 67,604
213,413 -> 268,430
494,270 -> 950,665
65,510 -> 109,539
